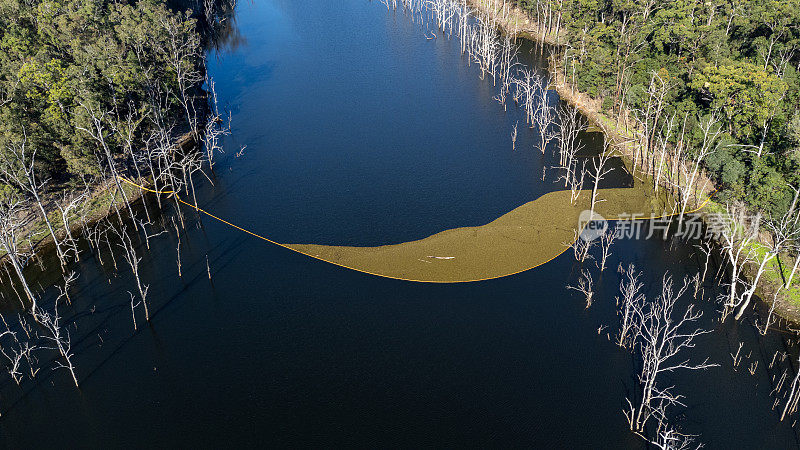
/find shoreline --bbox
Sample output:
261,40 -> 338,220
0,130 -> 198,267
467,0 -> 800,325
7,0 -> 798,325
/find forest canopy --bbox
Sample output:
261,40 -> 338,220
518,0 -> 800,218
0,0 -> 205,185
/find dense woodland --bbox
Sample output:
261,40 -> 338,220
517,0 -> 800,219
0,0 -> 211,183
0,0 -> 233,395
0,0 -> 237,267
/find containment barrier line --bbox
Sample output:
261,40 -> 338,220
119,176 -> 716,284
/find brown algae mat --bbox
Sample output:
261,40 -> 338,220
286,182 -> 669,282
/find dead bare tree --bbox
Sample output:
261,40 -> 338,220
202,77 -> 231,169
127,291 -> 140,331
0,131 -> 67,268
515,68 -> 538,127
511,121 -> 518,151
781,351 -> 800,422
616,263 -> 645,348
717,203 -> 758,321
597,226 -> 616,272
564,229 -> 595,263
0,195 -> 37,312
651,425 -> 701,450
76,100 -> 139,229
533,81 -> 557,154
38,298 -> 79,388
137,219 -> 167,250
494,34 -> 519,107
625,274 -> 716,436
60,271 -> 78,305
0,314 -> 26,385
556,104 -> 586,176
758,289 -> 781,336
567,269 -> 594,308
157,12 -> 204,136
471,12 -> 499,82
733,210 -> 800,320
674,114 -> 721,233
589,143 -> 616,221
632,70 -> 673,176
54,188 -> 89,261
112,225 -> 151,326
694,240 -> 713,298
783,187 -> 800,289
172,216 -> 183,277
559,158 -> 586,205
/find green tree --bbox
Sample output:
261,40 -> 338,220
691,62 -> 786,140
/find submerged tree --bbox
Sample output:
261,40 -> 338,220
567,269 -> 594,308
38,298 -> 79,388
0,195 -> 37,313
615,263 -> 644,348
625,274 -> 716,436
113,224 -> 151,326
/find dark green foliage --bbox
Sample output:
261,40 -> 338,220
518,0 -> 800,218
0,0 -> 203,185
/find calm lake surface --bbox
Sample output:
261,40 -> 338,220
0,0 -> 798,447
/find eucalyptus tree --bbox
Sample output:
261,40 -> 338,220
734,197 -> 800,320
674,114 -> 722,233
0,132 -> 67,268
76,100 -> 138,229
157,12 -> 205,136
0,196 -> 37,313
54,189 -> 89,262
717,203 -> 758,320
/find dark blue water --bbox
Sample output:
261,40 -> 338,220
0,0 -> 797,448
202,0 -> 567,246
